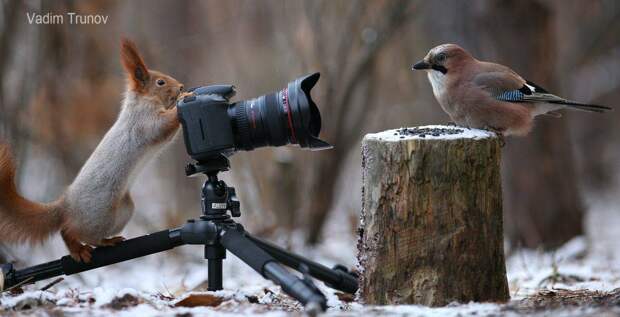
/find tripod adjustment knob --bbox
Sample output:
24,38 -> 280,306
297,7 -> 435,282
227,187 -> 241,217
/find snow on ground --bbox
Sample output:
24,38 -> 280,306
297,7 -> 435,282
506,204 -> 620,299
2,195 -> 620,316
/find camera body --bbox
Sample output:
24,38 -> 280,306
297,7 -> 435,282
177,73 -> 331,163
177,85 -> 238,161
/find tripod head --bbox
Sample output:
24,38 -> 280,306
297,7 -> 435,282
185,155 -> 240,219
185,155 -> 231,177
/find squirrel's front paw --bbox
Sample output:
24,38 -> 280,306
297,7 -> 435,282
68,244 -> 94,263
177,91 -> 195,101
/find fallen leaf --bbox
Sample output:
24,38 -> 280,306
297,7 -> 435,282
246,295 -> 259,303
335,292 -> 355,302
175,293 -> 224,308
104,294 -> 143,310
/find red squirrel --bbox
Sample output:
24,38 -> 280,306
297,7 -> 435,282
0,39 -> 188,262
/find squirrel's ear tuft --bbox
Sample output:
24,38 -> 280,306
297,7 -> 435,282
120,38 -> 150,91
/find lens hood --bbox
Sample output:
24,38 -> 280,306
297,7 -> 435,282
288,73 -> 333,150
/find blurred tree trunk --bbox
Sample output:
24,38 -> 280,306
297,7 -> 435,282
554,2 -> 620,199
475,0 -> 584,249
0,0 -> 27,261
271,152 -> 300,232
278,0 -> 417,244
0,0 -> 26,150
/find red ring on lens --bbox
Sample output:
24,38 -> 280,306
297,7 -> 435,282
282,88 -> 297,143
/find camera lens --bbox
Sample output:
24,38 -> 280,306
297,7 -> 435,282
229,73 -> 332,152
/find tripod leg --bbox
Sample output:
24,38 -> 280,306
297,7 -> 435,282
207,259 -> 222,291
2,219 -> 221,291
219,225 -> 327,311
205,245 -> 225,291
246,233 -> 358,294
2,229 -> 184,290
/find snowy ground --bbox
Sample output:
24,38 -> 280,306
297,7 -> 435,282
2,199 -> 620,316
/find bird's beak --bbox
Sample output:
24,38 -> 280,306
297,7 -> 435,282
412,60 -> 431,70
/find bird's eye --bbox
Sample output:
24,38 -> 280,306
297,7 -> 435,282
156,79 -> 166,86
436,53 -> 447,63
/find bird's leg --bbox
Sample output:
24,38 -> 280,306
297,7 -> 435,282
497,133 -> 506,147
445,121 -> 458,127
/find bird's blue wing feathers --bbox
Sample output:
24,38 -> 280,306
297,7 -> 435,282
495,89 -> 526,102
494,80 -> 549,102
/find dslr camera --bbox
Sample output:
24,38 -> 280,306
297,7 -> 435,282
177,73 -> 332,163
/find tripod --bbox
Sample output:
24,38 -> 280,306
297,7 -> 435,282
1,156 -> 358,312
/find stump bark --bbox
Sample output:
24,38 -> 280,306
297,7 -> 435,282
357,126 -> 509,306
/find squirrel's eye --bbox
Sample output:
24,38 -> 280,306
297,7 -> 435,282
436,53 -> 447,63
156,79 -> 166,86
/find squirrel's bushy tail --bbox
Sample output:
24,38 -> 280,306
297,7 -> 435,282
0,144 -> 63,243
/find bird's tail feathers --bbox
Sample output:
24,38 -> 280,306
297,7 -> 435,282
0,143 -> 64,244
548,100 -> 612,113
525,93 -> 612,113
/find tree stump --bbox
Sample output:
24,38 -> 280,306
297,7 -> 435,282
357,125 -> 509,306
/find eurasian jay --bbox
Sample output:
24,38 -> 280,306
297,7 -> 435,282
412,44 -> 611,136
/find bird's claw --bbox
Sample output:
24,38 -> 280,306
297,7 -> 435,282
483,126 -> 506,147
497,134 -> 506,147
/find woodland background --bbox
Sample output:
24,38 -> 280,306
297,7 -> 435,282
0,0 -> 619,264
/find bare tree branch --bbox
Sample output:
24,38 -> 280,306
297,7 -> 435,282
333,1 -> 368,73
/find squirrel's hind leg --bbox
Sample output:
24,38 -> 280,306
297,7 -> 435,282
95,236 -> 126,247
61,229 -> 94,263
